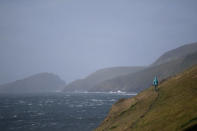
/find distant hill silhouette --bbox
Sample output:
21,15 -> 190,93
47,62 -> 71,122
0,73 -> 66,93
63,42 -> 197,92
63,67 -> 144,92
91,42 -> 197,92
152,42 -> 197,66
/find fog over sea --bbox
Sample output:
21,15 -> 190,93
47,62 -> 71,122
0,92 -> 136,131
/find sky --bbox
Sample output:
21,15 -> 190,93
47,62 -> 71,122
0,0 -> 197,84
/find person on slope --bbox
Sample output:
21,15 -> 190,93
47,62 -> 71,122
153,76 -> 159,91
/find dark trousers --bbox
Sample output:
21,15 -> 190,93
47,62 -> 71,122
154,85 -> 158,91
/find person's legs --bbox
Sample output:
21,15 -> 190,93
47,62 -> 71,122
155,85 -> 158,92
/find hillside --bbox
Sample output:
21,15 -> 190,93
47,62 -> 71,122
152,42 -> 197,66
63,66 -> 144,92
0,73 -> 66,93
95,65 -> 197,131
91,43 -> 197,92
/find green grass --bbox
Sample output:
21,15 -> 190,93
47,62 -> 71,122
110,125 -> 118,129
95,65 -> 197,131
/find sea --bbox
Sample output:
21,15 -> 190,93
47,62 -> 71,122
0,92 -> 136,131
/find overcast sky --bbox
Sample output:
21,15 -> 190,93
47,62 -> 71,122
0,0 -> 197,84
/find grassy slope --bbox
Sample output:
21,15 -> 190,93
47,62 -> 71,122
95,65 -> 197,131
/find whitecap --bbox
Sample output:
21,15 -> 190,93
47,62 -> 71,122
91,99 -> 103,102
16,120 -> 24,122
124,93 -> 138,95
13,115 -> 17,118
96,103 -> 104,106
109,99 -> 116,102
75,104 -> 83,107
28,103 -> 32,106
37,112 -> 45,116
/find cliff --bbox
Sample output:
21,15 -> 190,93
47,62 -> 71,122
95,65 -> 197,131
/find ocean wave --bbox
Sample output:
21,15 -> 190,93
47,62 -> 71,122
69,91 -> 137,96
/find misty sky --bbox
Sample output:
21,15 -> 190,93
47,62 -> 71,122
0,0 -> 197,84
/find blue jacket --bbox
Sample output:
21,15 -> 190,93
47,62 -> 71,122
153,76 -> 158,86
